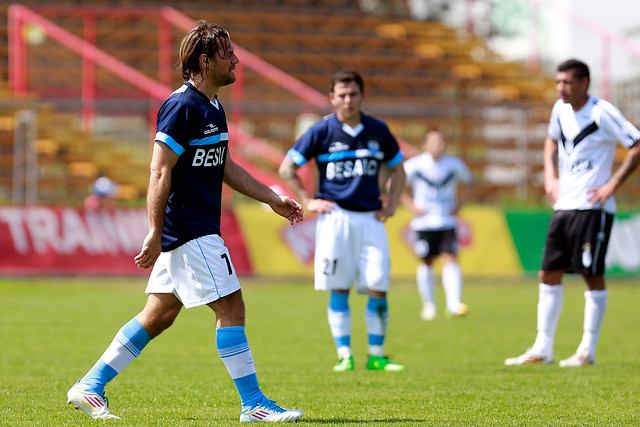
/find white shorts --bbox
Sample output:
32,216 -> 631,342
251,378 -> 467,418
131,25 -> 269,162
314,206 -> 390,294
146,234 -> 241,309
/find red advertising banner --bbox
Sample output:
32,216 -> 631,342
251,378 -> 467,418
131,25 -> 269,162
0,206 -> 252,276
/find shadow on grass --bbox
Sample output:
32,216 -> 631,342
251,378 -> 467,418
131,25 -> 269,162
302,419 -> 426,424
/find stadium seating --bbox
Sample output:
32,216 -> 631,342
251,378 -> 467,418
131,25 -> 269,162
0,1 -> 568,204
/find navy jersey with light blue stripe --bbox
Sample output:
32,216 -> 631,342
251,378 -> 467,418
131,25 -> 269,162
155,82 -> 229,251
287,113 -> 403,211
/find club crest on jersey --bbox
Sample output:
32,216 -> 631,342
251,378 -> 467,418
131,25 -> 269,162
367,141 -> 385,160
204,124 -> 219,135
569,158 -> 593,174
582,243 -> 592,268
414,240 -> 430,258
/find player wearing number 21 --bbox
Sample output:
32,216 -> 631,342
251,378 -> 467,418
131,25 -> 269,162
280,70 -> 406,373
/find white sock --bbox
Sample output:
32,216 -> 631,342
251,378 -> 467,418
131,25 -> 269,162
531,283 -> 563,357
577,290 -> 608,357
416,263 -> 436,306
336,346 -> 352,360
442,262 -> 462,313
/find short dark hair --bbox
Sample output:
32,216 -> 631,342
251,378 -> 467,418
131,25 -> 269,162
178,21 -> 231,80
557,58 -> 590,81
330,70 -> 364,94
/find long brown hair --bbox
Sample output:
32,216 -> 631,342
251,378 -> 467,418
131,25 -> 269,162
177,21 -> 231,80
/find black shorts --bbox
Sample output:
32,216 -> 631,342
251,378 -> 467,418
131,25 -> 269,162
541,209 -> 614,275
413,228 -> 458,259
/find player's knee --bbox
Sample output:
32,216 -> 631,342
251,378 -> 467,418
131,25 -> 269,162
421,256 -> 435,266
440,253 -> 457,264
368,289 -> 387,299
583,274 -> 606,290
138,309 -> 180,338
209,290 -> 246,327
539,270 -> 563,285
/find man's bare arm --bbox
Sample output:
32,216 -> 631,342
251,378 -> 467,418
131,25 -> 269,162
543,136 -> 560,205
588,141 -> 640,204
134,142 -> 177,268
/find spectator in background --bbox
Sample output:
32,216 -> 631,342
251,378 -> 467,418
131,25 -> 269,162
279,70 -> 406,373
406,0 -> 447,21
83,176 -> 118,210
505,58 -> 640,367
402,130 -> 473,320
67,21 -> 304,422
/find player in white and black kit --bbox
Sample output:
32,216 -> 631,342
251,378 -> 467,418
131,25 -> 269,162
403,130 -> 473,321
506,59 -> 640,367
67,22 -> 304,422
279,70 -> 406,372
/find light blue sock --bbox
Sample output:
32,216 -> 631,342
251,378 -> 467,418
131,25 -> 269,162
217,326 -> 265,408
365,296 -> 388,356
328,291 -> 351,351
79,317 -> 152,394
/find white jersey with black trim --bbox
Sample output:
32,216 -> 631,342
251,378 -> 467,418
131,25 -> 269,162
404,152 -> 472,230
547,95 -> 640,213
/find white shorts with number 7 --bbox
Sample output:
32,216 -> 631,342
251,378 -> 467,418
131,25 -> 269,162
146,234 -> 241,308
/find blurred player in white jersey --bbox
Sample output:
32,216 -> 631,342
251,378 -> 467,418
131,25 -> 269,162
66,21 -> 304,422
279,70 -> 406,372
506,59 -> 640,367
402,130 -> 473,320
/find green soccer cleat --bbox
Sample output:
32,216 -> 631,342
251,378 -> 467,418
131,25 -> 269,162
333,356 -> 354,372
366,355 -> 405,372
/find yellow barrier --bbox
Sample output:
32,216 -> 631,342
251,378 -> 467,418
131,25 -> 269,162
235,202 -> 523,278
235,202 -> 315,276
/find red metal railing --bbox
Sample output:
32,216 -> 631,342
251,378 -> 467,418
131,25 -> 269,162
159,6 -> 329,110
7,4 -> 416,192
7,4 -> 333,190
8,4 -> 172,135
8,5 -> 330,123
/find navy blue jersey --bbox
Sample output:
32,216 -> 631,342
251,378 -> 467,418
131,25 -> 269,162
155,82 -> 229,251
287,113 -> 403,211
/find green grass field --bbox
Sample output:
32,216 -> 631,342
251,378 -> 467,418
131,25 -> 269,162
1,275 -> 639,426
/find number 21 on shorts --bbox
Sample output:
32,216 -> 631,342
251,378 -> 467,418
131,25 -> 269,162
323,258 -> 337,276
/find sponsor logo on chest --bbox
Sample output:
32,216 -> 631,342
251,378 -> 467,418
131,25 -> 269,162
324,139 -> 382,180
192,146 -> 226,167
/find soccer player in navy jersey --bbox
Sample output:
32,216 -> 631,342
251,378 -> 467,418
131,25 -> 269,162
279,70 -> 406,372
505,59 -> 640,367
67,21 -> 304,422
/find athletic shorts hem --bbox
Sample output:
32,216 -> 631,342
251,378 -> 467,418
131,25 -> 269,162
314,283 -> 389,294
